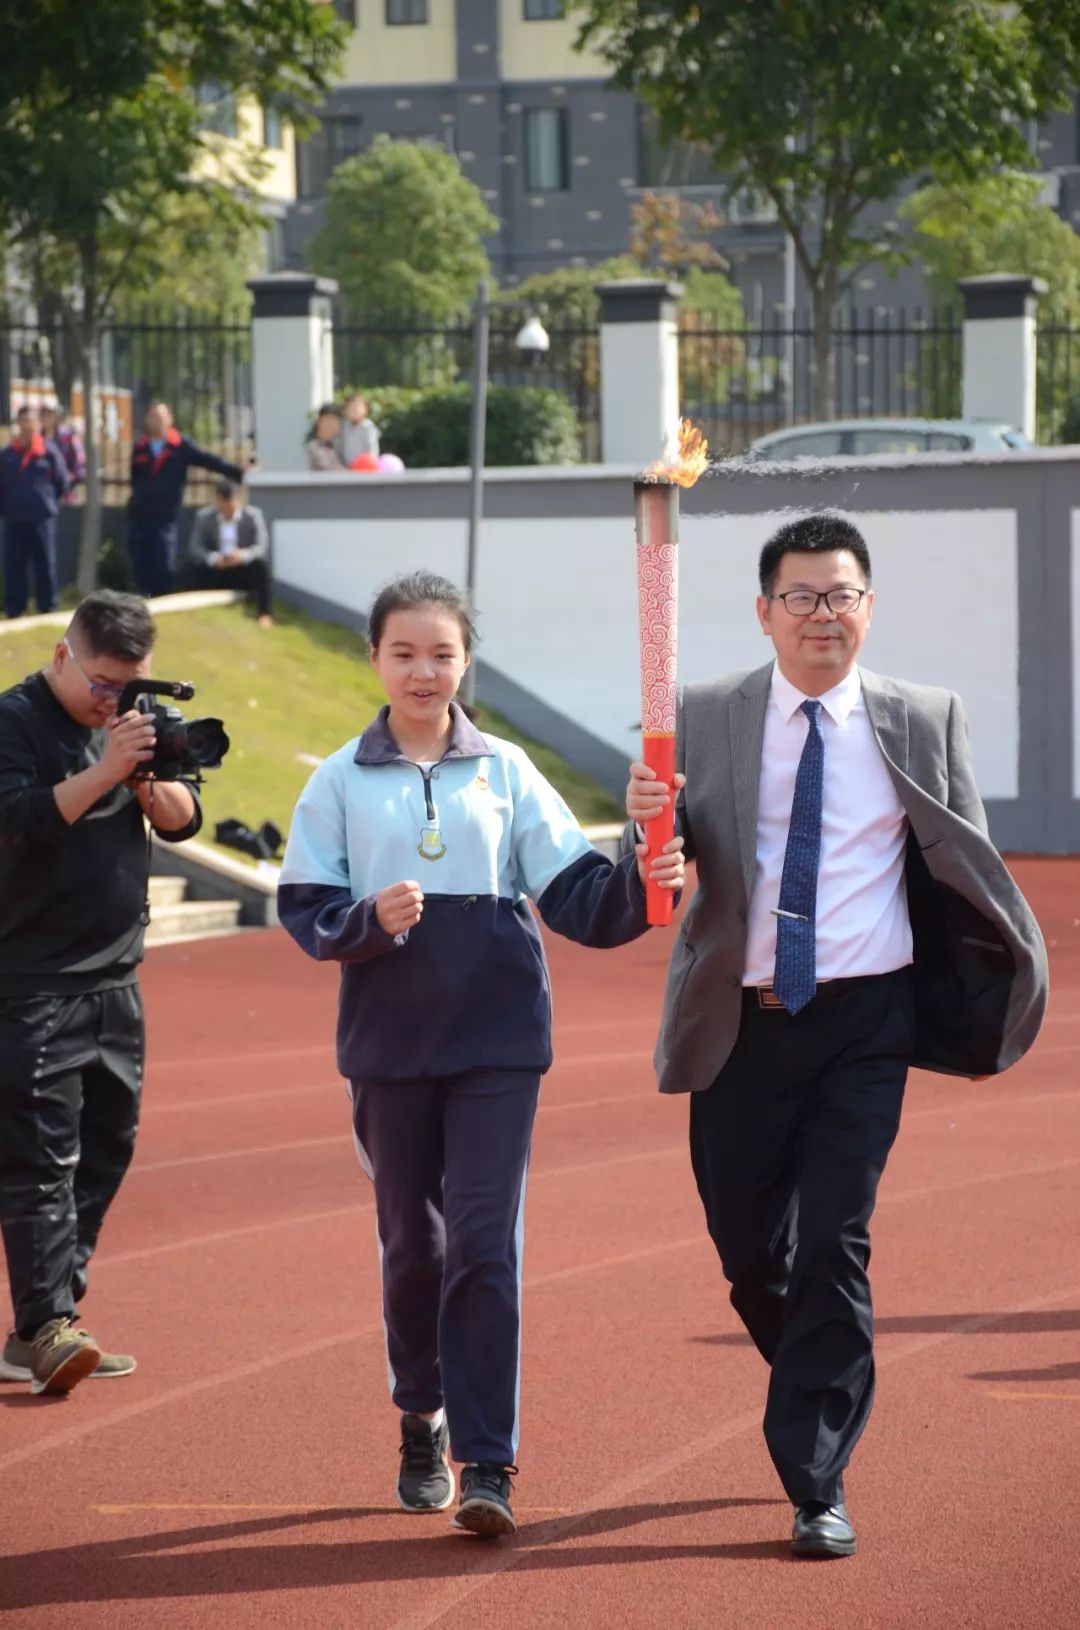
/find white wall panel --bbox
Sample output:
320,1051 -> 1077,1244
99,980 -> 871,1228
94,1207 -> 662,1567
275,505 -> 1019,798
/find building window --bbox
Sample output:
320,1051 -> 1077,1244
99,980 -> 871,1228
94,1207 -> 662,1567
262,104 -> 284,150
524,0 -> 564,17
524,108 -> 568,192
638,110 -> 718,188
331,0 -> 356,23
386,0 -> 428,23
326,116 -> 365,166
297,116 -> 364,198
196,83 -> 238,140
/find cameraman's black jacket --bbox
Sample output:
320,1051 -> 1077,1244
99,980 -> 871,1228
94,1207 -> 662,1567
0,674 -> 202,993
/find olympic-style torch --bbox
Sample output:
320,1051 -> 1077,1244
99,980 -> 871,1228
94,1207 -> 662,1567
635,419 -> 708,926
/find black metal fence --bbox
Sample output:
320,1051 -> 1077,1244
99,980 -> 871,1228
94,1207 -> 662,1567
3,308 -> 1079,493
1037,323 -> 1080,444
678,309 -> 965,455
0,321 -> 254,502
334,306 -> 601,461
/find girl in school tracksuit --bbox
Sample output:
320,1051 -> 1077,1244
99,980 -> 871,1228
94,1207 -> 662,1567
278,570 -> 683,1539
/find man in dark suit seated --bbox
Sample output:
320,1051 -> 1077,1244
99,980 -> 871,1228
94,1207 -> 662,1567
188,480 -> 272,627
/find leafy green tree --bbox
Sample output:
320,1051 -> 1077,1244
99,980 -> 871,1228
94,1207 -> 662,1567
499,257 -> 641,328
572,0 -> 1080,417
114,192 -> 268,324
309,136 -> 498,321
903,171 -> 1080,436
630,190 -> 727,276
0,0 -> 347,590
902,172 -> 1080,318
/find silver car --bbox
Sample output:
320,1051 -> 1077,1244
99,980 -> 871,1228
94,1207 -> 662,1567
748,418 -> 1031,459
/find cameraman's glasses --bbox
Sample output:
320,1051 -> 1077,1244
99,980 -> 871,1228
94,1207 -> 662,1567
63,640 -> 129,703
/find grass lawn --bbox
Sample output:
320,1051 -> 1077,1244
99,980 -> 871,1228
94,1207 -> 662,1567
0,600 -> 623,862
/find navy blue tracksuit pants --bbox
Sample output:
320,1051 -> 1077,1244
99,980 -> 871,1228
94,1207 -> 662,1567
127,519 -> 178,598
351,1069 -> 540,1467
3,519 -> 58,618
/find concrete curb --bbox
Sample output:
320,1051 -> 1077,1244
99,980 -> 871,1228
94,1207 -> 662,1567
0,590 -> 244,638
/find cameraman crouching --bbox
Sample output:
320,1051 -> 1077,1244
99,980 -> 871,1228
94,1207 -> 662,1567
0,591 -> 201,1395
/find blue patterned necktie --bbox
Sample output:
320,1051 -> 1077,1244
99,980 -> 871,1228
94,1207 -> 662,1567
772,699 -> 824,1015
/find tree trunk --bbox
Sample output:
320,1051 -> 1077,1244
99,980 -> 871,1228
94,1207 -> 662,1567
75,321 -> 103,596
38,289 -> 78,413
810,278 -> 838,421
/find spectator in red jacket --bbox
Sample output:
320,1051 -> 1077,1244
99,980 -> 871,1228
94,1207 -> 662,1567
0,407 -> 69,619
127,401 -> 243,599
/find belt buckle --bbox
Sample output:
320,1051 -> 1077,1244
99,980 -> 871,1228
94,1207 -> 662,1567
757,986 -> 784,1010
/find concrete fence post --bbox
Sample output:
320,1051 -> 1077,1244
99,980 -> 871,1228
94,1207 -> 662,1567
246,272 -> 338,471
595,279 -> 683,466
958,273 -> 1047,442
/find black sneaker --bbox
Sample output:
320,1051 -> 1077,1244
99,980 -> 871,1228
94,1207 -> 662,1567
452,1462 -> 517,1538
397,1414 -> 455,1512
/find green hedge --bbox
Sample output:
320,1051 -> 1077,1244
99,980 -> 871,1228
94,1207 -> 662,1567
367,384 -> 582,468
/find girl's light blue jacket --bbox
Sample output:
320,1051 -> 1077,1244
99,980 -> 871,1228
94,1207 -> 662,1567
278,704 -> 649,1080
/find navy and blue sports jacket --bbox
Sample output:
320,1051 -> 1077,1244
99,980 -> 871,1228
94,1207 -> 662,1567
128,429 -> 244,526
0,436 -> 69,523
279,705 -> 649,1081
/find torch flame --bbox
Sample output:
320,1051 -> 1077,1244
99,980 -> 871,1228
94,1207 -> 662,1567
642,418 -> 709,488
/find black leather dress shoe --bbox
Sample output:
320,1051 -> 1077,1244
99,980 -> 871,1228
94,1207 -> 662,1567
791,1501 -> 856,1558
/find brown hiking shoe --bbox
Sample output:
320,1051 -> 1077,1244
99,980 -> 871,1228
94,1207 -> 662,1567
2,1328 -> 136,1382
29,1318 -> 102,1396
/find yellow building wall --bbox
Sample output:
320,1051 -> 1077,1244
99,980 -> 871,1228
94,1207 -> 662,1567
498,0 -> 608,82
193,100 -> 296,205
343,0 -> 457,86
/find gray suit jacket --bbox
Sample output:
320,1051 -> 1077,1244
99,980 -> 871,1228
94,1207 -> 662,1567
641,663 -> 1048,1094
190,504 -> 269,566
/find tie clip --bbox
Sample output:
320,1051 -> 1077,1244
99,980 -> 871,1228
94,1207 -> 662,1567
771,907 -> 809,921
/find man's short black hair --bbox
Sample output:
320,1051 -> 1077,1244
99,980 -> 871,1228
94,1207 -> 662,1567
68,591 -> 156,663
758,512 -> 872,596
216,478 -> 237,500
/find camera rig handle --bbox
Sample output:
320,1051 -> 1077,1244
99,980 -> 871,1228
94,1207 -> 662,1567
115,679 -> 196,714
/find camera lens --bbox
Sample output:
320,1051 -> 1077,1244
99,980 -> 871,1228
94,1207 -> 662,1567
184,718 -> 230,769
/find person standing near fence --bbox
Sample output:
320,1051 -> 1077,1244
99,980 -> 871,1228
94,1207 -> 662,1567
126,401 -> 244,598
40,405 -> 87,499
335,394 -> 380,466
0,406 -> 69,620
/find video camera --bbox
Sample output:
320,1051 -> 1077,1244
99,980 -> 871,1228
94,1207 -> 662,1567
115,680 -> 230,783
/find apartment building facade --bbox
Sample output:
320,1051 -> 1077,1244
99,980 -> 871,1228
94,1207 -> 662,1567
286,0 -> 785,293
288,2 -> 1080,322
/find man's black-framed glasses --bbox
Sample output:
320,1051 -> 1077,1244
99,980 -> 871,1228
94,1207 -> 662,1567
63,639 -> 127,701
770,587 -> 867,617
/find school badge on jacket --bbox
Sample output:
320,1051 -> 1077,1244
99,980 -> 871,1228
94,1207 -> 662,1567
418,821 -> 446,861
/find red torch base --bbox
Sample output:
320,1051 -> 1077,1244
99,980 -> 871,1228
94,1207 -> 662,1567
642,730 -> 676,925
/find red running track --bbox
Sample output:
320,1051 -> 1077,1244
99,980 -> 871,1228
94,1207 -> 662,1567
2,859 -> 1080,1628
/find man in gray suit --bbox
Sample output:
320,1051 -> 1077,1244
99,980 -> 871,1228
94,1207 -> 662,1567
628,512 -> 1047,1559
188,481 -> 272,626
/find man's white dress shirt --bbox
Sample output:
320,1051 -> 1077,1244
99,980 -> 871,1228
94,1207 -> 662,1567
743,663 -> 913,986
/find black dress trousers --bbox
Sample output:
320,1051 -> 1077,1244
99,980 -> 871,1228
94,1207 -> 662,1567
689,968 -> 914,1506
